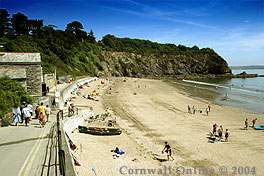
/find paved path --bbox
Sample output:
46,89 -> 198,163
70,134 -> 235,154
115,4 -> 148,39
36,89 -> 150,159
0,114 -> 58,176
0,77 -> 94,176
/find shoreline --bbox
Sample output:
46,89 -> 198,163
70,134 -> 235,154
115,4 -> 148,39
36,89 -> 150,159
167,78 -> 264,115
69,77 -> 264,176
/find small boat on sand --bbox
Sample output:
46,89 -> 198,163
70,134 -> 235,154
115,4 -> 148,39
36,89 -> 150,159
254,125 -> 264,130
78,126 -> 122,135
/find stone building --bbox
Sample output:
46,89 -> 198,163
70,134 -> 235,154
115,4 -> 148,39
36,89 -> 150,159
0,52 -> 42,97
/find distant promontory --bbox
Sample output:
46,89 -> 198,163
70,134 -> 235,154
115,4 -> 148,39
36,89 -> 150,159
230,65 -> 264,70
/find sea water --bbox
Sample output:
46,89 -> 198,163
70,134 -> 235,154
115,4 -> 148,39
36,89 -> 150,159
172,69 -> 264,114
215,69 -> 264,113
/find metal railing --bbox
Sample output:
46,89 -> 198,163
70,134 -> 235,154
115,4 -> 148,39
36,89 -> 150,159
56,110 -> 65,176
56,110 -> 76,176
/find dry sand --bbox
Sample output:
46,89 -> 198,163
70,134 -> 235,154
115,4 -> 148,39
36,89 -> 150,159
70,77 -> 264,176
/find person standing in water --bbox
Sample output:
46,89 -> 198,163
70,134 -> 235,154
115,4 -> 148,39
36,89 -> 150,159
162,142 -> 174,161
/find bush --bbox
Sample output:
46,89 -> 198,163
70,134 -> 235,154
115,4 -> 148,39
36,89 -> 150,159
0,77 -> 32,126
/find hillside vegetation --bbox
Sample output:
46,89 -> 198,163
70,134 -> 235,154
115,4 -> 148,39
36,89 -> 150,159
0,9 -> 231,77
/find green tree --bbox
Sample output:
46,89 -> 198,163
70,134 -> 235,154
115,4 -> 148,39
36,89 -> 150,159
66,21 -> 83,33
27,19 -> 43,36
11,12 -> 29,35
0,9 -> 10,36
65,21 -> 87,40
87,30 -> 96,43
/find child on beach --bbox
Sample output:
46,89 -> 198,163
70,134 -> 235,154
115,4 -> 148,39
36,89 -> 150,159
162,142 -> 174,161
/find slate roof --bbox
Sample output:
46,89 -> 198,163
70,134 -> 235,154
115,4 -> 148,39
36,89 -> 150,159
0,52 -> 41,64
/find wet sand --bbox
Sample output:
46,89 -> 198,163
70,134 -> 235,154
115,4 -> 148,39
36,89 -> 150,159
70,77 -> 264,176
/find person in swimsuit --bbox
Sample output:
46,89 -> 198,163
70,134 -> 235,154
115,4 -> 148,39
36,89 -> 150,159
162,142 -> 174,161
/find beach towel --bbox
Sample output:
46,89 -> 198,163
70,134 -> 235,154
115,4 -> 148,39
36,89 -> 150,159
116,149 -> 125,155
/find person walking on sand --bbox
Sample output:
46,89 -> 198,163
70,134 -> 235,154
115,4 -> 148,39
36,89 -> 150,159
22,105 -> 32,126
188,105 -> 191,114
45,105 -> 51,122
205,107 -> 209,116
244,118 -> 248,130
162,142 -> 174,161
208,104 -> 211,112
225,129 -> 229,142
252,118 -> 257,128
192,106 -> 196,114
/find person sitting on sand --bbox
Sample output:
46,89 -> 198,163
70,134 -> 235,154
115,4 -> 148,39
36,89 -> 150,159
91,90 -> 97,97
252,118 -> 257,128
111,147 -> 125,159
162,142 -> 174,161
245,118 -> 248,130
225,129 -> 229,142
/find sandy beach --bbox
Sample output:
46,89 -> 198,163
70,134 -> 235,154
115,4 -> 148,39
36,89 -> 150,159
70,77 -> 264,176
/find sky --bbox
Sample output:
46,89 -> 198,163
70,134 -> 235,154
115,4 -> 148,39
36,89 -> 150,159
1,0 -> 263,66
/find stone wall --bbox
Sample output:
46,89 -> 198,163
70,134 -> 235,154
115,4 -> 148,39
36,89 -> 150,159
0,52 -> 42,97
44,73 -> 56,90
25,65 -> 42,96
0,64 -> 42,96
